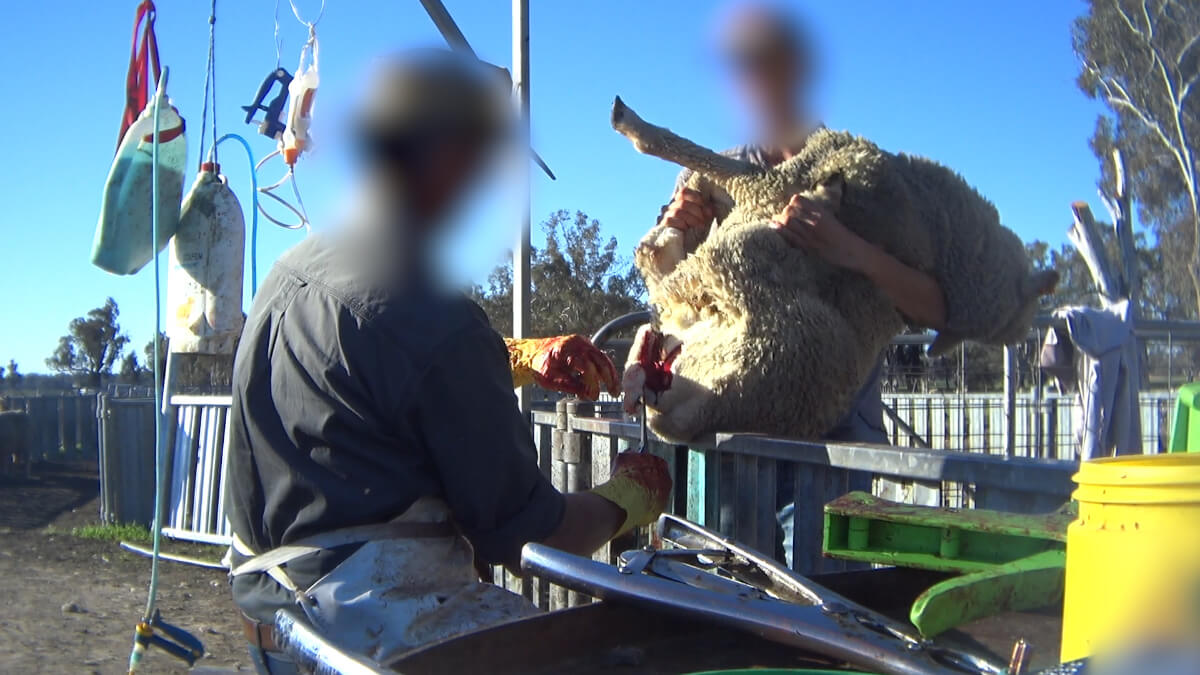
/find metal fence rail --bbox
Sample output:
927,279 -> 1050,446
164,396 -> 234,545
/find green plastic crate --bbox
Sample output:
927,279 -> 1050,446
1168,382 -> 1200,453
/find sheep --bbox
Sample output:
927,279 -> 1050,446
613,96 -> 1058,442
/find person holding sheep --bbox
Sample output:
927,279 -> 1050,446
653,2 -> 948,567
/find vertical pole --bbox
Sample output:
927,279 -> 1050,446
1033,341 -> 1044,458
1003,344 -> 1017,458
512,0 -> 532,415
1168,331 -> 1174,390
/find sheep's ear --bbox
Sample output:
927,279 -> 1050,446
1021,269 -> 1060,300
812,172 -> 846,207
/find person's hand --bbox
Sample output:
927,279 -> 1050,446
508,335 -> 620,400
589,452 -> 672,538
660,187 -> 714,232
770,193 -> 870,271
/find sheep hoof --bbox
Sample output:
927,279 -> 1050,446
621,364 -> 647,414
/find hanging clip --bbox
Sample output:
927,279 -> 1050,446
129,610 -> 205,671
241,67 -> 293,140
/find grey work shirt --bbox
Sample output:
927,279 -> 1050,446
225,221 -> 565,623
667,144 -> 889,444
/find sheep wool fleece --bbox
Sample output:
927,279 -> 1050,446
612,96 -> 1057,443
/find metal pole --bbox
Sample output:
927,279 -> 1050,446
1032,339 -> 1044,458
417,0 -> 555,181
1168,330 -> 1174,390
512,0 -> 532,415
417,0 -> 477,55
1003,344 -> 1017,458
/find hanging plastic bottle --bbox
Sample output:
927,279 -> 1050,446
281,31 -> 318,166
166,163 -> 245,354
92,74 -> 187,275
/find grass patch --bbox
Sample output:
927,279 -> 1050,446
71,523 -> 153,544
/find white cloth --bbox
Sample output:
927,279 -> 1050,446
1054,301 -> 1143,459
231,498 -> 540,665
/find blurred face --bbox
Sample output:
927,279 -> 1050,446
730,42 -> 808,127
409,137 -> 490,226
363,131 -> 491,230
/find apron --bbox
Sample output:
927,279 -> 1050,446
230,498 -> 540,665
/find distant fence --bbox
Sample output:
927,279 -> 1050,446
6,380 -> 1183,530
1,393 -> 101,464
882,391 -> 1175,459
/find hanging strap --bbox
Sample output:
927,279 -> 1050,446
118,0 -> 162,151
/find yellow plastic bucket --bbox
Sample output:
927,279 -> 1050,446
1061,453 -> 1200,661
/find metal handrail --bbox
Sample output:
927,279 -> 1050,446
590,310 -> 652,348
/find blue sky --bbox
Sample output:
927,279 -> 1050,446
0,0 -> 1106,374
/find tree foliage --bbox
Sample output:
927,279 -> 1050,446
470,210 -> 646,337
45,298 -> 131,387
118,352 -> 142,384
1074,0 -> 1200,316
143,331 -> 167,378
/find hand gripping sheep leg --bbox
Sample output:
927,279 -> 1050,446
611,96 -> 1058,443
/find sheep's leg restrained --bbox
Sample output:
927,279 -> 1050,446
611,97 -> 760,182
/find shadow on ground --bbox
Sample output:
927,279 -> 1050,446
0,461 -> 100,530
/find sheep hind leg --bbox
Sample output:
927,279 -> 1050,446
610,97 -> 759,182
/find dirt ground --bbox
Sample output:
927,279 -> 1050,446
0,462 -> 247,675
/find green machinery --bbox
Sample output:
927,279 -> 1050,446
1169,381 -> 1200,452
823,492 -> 1075,637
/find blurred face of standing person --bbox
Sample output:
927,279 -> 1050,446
719,2 -> 816,149
352,49 -> 513,237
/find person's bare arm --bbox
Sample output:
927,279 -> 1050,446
771,194 -> 947,330
537,492 -> 624,557
847,243 -> 947,330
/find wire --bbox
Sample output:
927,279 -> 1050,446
146,70 -> 166,626
128,66 -> 169,675
208,1 -> 218,166
273,0 -> 283,68
288,0 -> 325,28
197,0 -> 218,168
210,133 -> 263,297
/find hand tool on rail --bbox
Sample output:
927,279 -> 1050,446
635,390 -> 649,453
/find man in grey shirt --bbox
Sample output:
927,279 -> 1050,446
657,4 -> 950,566
227,51 -> 672,673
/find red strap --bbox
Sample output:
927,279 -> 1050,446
117,1 -> 161,151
